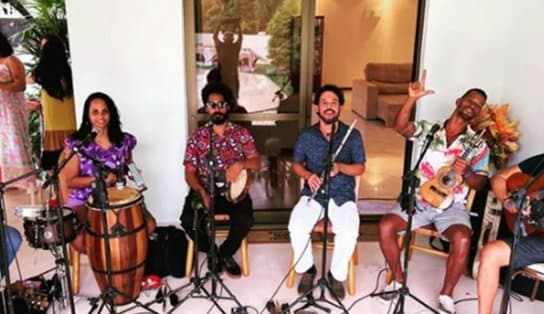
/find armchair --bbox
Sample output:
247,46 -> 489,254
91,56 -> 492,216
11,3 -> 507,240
352,63 -> 412,127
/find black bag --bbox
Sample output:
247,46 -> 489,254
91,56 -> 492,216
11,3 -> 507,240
144,226 -> 187,278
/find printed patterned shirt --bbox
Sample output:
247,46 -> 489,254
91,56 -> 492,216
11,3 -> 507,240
65,133 -> 137,206
184,122 -> 257,190
412,120 -> 490,205
294,122 -> 366,208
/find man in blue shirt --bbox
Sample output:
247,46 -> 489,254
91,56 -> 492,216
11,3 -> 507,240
288,84 -> 366,299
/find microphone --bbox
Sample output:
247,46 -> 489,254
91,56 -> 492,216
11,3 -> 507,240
115,160 -> 125,190
126,161 -> 146,189
82,128 -> 98,145
426,122 -> 441,141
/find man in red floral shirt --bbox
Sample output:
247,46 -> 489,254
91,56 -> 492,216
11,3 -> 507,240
180,82 -> 260,276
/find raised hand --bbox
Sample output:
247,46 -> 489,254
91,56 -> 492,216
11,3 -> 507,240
409,69 -> 435,99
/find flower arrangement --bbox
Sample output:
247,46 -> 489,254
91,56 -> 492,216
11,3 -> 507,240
472,104 -> 521,169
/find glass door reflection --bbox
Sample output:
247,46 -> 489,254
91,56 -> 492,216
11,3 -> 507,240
191,0 -> 313,210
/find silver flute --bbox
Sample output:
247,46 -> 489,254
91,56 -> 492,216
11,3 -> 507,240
308,120 -> 357,200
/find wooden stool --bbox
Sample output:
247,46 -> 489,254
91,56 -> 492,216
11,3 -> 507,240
286,219 -> 359,295
386,190 -> 476,283
185,214 -> 249,277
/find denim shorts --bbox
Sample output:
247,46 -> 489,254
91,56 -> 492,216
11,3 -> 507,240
502,236 -> 544,269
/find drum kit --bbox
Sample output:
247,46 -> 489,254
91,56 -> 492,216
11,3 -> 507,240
12,202 -> 78,313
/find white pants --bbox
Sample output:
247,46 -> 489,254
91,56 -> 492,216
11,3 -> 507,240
288,196 -> 359,281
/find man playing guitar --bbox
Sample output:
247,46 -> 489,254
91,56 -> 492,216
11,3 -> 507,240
477,153 -> 544,314
378,70 -> 490,314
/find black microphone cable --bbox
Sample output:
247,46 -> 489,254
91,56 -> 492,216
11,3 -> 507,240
258,206 -> 324,314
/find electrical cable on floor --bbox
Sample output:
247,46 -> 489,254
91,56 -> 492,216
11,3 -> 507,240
258,206 -> 324,314
346,267 -> 387,312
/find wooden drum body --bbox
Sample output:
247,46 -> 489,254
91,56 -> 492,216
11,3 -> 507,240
86,187 -> 148,305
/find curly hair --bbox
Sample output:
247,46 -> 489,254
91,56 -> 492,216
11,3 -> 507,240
71,92 -> 124,147
34,34 -> 73,100
0,32 -> 14,57
200,82 -> 234,107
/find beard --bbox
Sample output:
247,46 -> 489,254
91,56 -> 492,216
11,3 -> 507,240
211,112 -> 228,125
317,110 -> 339,125
458,107 -> 475,121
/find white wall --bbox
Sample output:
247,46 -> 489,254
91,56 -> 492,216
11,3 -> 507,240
420,0 -> 544,166
418,0 -> 512,120
501,2 -> 544,164
65,0 -> 187,224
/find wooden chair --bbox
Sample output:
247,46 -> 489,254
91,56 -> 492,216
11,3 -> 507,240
512,263 -> 544,301
57,150 -> 82,295
386,189 -> 476,283
185,214 -> 250,277
286,175 -> 361,296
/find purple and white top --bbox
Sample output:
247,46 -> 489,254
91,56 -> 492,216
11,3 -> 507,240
64,133 -> 136,207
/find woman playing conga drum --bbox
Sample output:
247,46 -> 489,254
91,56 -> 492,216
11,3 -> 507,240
62,92 -> 155,303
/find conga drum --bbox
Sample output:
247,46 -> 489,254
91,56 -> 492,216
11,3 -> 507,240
86,187 -> 148,305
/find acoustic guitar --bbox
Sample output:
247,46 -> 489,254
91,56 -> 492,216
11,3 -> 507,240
504,172 -> 544,237
420,132 -> 484,210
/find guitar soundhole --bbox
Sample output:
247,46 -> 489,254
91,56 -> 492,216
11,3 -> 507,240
441,175 -> 452,186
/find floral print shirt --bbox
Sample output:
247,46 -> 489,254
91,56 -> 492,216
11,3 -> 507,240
294,122 -> 366,208
65,133 -> 136,206
184,122 -> 257,190
412,120 -> 490,205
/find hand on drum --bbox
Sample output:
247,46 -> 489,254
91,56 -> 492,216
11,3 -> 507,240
105,172 -> 117,186
226,162 -> 244,184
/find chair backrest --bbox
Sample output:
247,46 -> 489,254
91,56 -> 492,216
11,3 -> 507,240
466,189 -> 476,212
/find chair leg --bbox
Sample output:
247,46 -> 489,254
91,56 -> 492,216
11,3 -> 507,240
352,246 -> 359,266
531,279 -> 541,302
408,232 -> 416,260
241,237 -> 249,276
69,245 -> 80,295
287,254 -> 296,288
348,255 -> 355,295
185,238 -> 194,278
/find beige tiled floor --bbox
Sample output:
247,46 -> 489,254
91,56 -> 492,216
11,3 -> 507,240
2,189 -> 542,313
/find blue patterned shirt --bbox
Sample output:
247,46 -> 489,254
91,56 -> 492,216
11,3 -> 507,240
293,122 -> 366,208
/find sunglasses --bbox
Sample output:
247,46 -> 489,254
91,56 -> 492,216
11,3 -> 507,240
205,101 -> 228,109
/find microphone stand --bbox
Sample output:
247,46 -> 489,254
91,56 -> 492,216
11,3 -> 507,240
40,153 -> 78,314
168,123 -> 244,314
499,166 -> 544,314
0,168 -> 43,314
284,122 -> 349,314
371,125 -> 440,314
